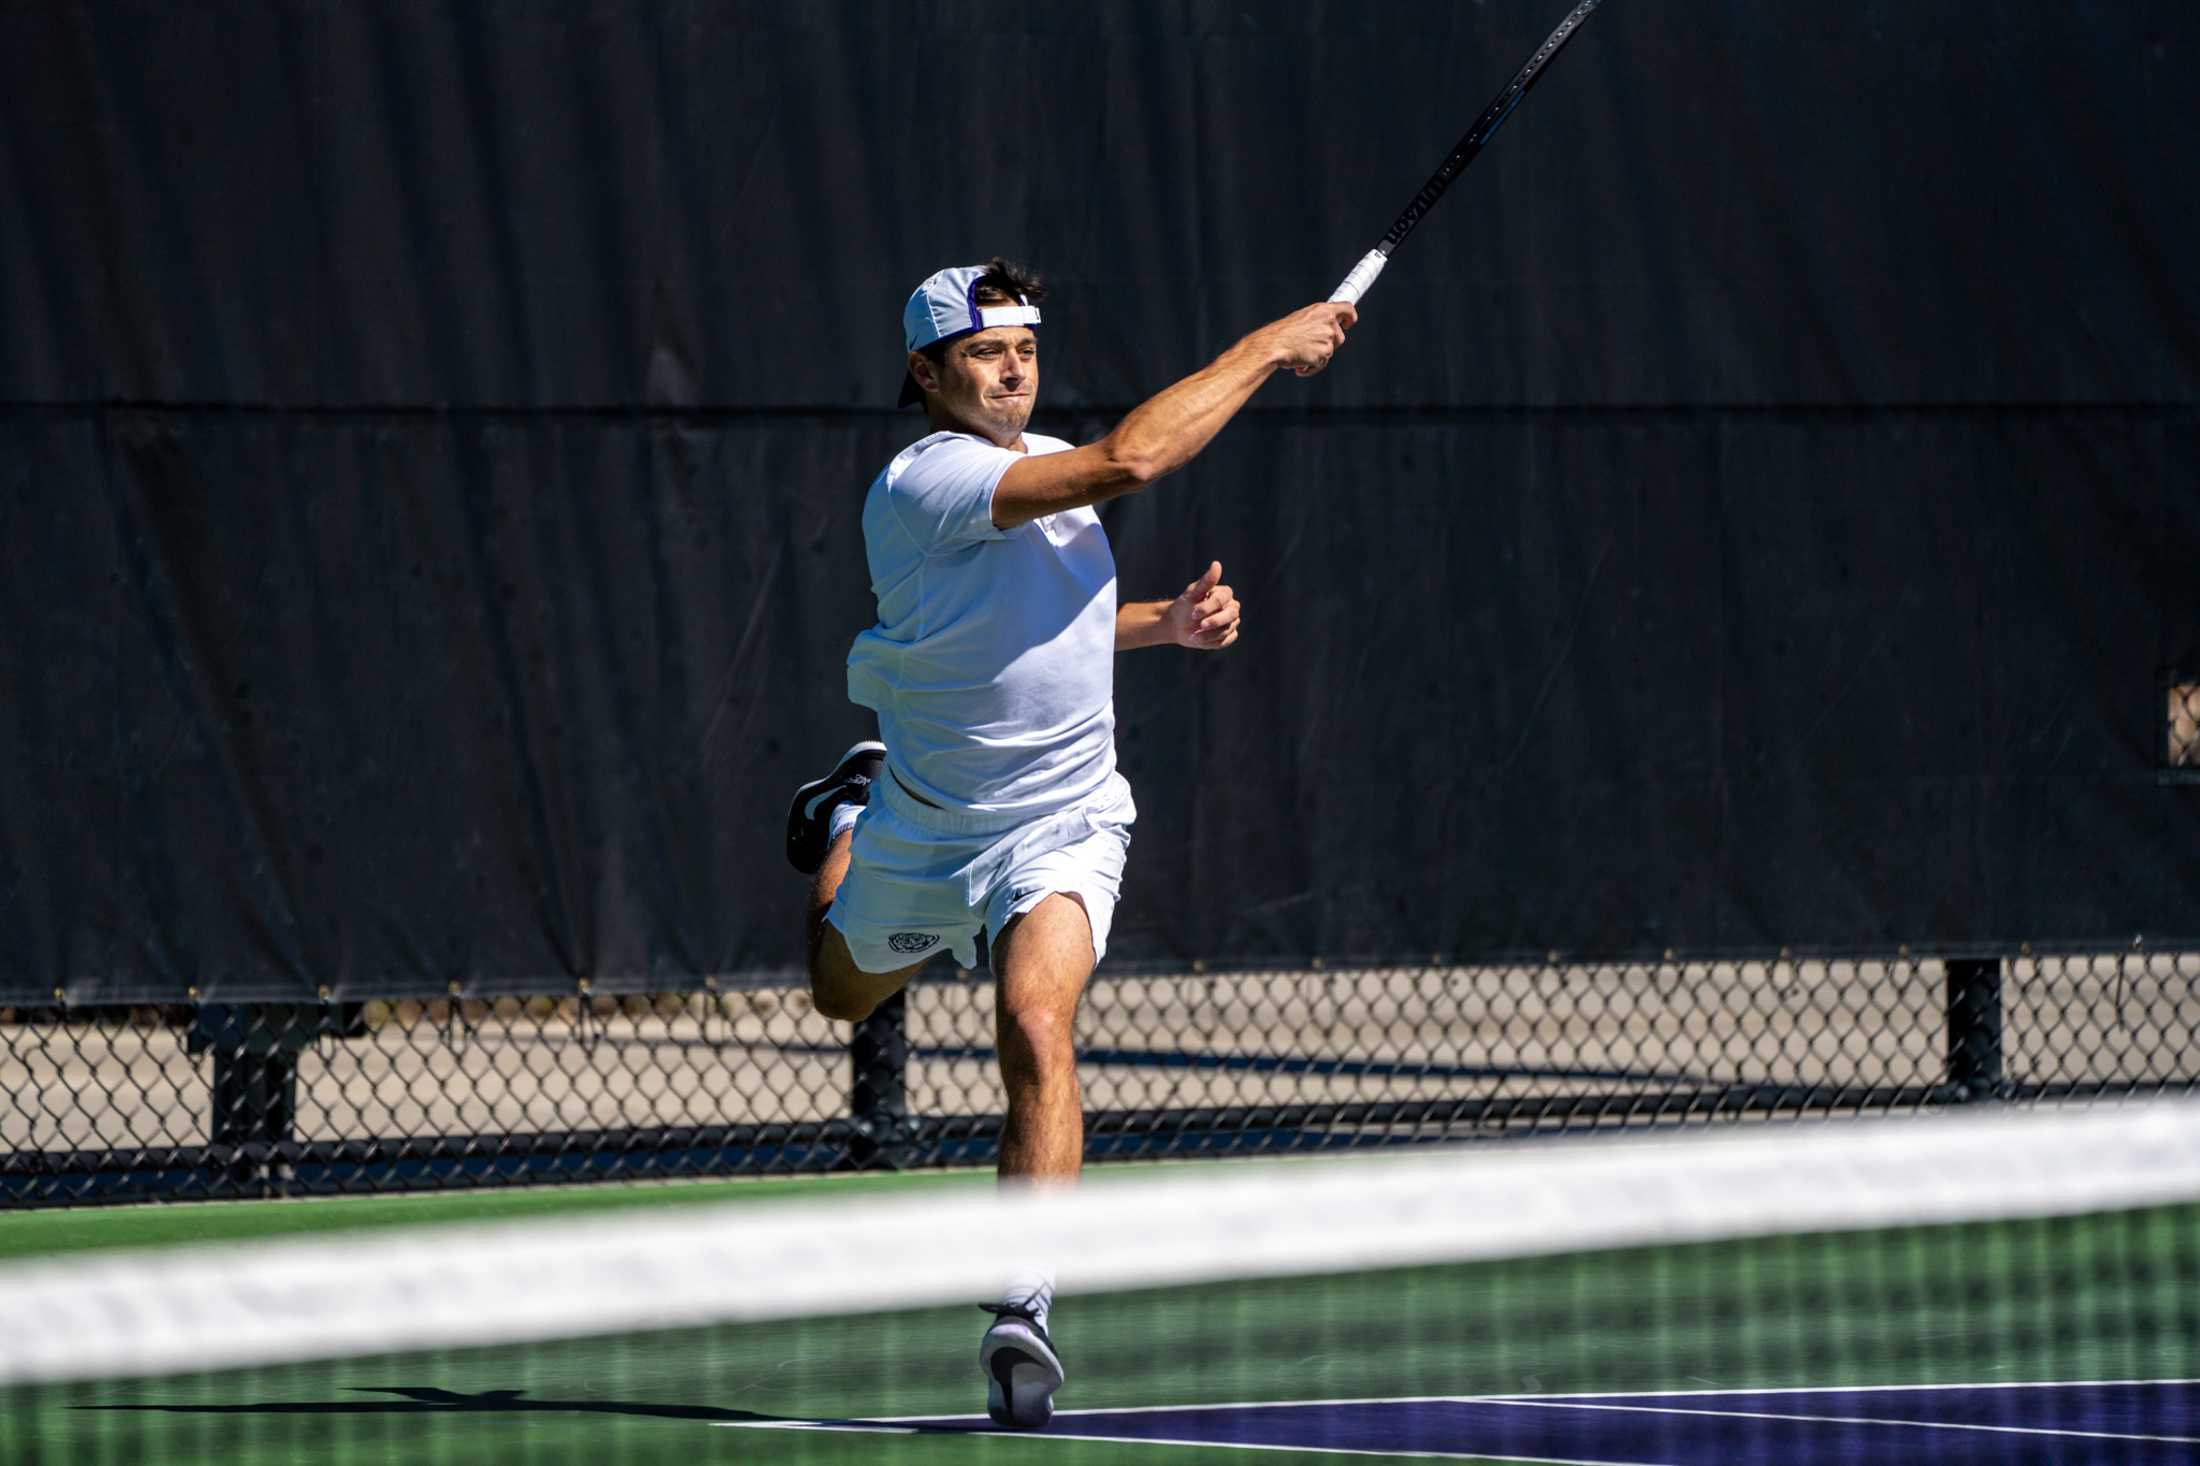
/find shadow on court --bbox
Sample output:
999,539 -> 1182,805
78,1384 -> 809,1427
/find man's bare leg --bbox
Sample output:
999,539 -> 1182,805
991,893 -> 1096,1182
979,891 -> 1092,1428
805,830 -> 924,1023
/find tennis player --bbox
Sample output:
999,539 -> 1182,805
785,259 -> 1353,1427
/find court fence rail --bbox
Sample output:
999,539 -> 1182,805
3,948 -> 2196,1206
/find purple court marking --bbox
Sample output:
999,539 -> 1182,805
851,1380 -> 2200,1463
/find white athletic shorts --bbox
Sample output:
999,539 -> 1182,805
826,768 -> 1136,974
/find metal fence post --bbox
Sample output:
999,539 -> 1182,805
848,988 -> 910,1169
1944,958 -> 2004,1100
209,999 -> 299,1197
193,1003 -> 305,1197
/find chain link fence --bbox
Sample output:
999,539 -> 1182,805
6,948 -> 2197,1206
2171,678 -> 2200,778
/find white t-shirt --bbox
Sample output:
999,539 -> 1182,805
846,430 -> 1118,818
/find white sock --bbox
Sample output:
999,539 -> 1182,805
827,801 -> 864,843
998,1269 -> 1055,1332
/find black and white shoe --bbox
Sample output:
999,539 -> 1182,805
784,740 -> 885,875
978,1302 -> 1063,1430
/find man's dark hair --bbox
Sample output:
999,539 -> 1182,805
972,255 -> 1047,309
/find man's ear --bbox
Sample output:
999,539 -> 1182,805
907,351 -> 940,394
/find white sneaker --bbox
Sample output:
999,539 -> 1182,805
978,1303 -> 1063,1429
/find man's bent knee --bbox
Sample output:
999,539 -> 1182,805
810,984 -> 879,1024
807,920 -> 919,1023
812,964 -> 915,1023
809,943 -> 881,1023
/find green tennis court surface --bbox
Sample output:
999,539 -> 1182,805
0,1165 -> 994,1265
9,1195 -> 2197,1464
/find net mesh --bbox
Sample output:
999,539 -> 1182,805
3,1102 -> 2198,1464
6,950 -> 2199,1204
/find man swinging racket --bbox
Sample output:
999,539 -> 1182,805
783,258 -> 1354,1427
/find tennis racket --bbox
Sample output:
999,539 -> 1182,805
1331,0 -> 1609,305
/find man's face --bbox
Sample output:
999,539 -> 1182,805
911,326 -> 1038,444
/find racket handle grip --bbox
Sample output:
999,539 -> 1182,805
1329,249 -> 1389,306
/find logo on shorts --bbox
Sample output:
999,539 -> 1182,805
887,932 -> 941,955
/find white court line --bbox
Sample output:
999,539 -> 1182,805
1484,1398 -> 2200,1447
1484,1374 -> 2200,1401
734,1402 -> 2195,1464
718,1377 -> 2200,1459
713,1419 -> 1663,1466
852,1393 -> 1501,1422
810,1375 -> 2200,1424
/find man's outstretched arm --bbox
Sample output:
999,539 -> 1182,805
992,302 -> 1355,532
1118,561 -> 1240,652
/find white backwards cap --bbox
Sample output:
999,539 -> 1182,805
899,263 -> 1042,406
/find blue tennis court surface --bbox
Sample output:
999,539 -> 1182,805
763,1380 -> 2200,1463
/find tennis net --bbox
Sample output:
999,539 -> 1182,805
5,1101 -> 2198,1464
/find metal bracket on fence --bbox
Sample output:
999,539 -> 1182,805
1945,957 -> 2006,1100
848,989 -> 912,1170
